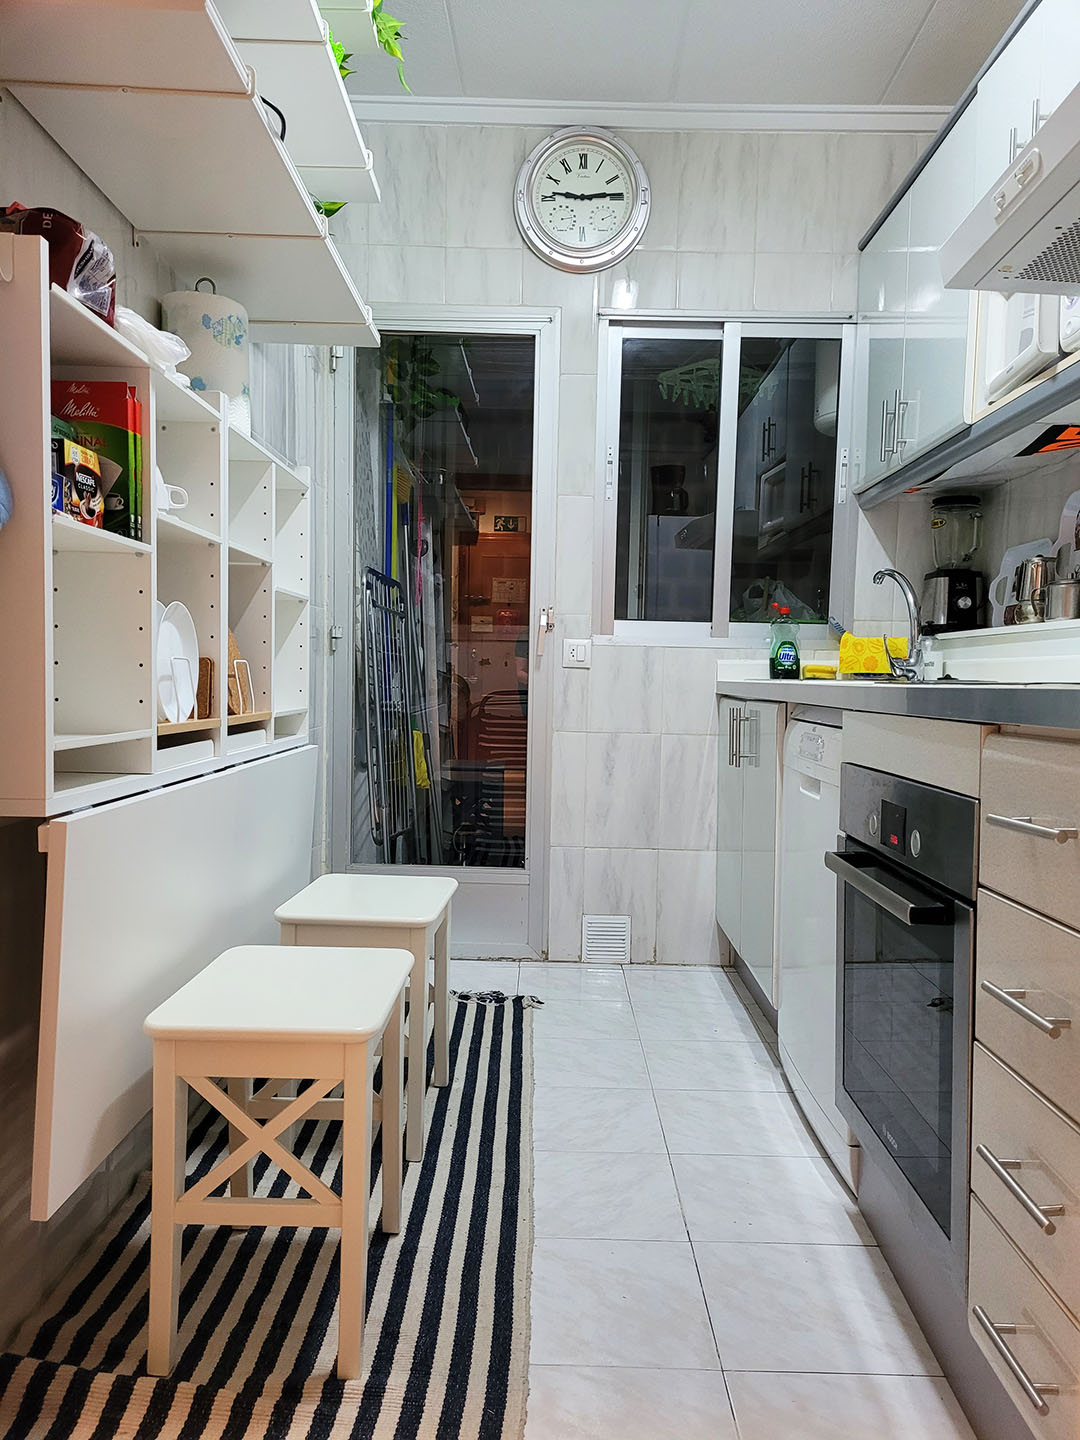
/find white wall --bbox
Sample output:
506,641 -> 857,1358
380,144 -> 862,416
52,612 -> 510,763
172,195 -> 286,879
345,119 -> 933,961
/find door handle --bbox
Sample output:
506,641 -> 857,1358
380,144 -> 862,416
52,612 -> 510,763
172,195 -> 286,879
728,705 -> 741,769
824,850 -> 950,926
986,813 -> 1079,844
537,606 -> 555,658
971,1305 -> 1059,1415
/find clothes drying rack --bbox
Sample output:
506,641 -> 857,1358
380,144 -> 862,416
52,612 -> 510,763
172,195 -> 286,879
361,567 -> 417,861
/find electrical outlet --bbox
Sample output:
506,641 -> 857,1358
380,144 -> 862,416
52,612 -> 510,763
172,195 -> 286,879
562,638 -> 591,668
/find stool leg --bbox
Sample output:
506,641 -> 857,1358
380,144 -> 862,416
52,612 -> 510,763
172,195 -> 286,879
226,1078 -> 253,1198
433,913 -> 450,1087
405,930 -> 428,1164
338,1041 -> 372,1381
380,992 -> 404,1234
148,1041 -> 185,1375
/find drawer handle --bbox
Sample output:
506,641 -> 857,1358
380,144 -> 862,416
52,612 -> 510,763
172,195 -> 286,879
986,813 -> 1079,844
976,1145 -> 1065,1235
972,1305 -> 1059,1415
981,982 -> 1072,1039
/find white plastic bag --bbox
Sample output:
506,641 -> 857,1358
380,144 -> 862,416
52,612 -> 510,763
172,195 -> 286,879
115,306 -> 191,383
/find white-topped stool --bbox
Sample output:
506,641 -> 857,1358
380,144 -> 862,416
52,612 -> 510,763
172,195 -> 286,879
144,944 -> 411,1382
275,875 -> 456,1164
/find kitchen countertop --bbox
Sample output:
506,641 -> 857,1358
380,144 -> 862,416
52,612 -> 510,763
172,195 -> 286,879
715,676 -> 1080,729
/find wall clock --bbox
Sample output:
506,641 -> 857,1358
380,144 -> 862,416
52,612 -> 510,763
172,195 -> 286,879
514,126 -> 651,274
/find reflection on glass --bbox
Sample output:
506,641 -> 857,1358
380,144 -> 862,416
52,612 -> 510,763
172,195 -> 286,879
352,334 -> 535,868
615,337 -> 720,622
729,338 -> 839,626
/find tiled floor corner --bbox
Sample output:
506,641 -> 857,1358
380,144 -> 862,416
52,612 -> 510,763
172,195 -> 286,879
450,959 -> 977,1440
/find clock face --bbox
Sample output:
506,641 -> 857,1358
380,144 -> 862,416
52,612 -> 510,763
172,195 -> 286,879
515,128 -> 651,273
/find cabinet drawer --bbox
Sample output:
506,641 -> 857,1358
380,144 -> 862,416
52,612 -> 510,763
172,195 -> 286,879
969,1198 -> 1080,1439
981,734 -> 1080,931
976,891 -> 1080,1122
972,1044 -> 1080,1318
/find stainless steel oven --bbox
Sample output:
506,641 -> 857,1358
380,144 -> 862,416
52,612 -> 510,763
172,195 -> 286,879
826,764 -> 978,1276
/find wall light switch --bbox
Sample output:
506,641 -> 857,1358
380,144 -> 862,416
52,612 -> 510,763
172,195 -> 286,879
563,639 -> 591,668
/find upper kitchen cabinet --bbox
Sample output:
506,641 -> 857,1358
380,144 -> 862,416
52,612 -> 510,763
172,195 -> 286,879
854,107 -> 977,493
973,0 -> 1080,198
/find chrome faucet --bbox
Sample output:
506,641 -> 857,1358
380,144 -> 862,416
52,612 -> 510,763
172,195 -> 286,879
873,568 -> 924,682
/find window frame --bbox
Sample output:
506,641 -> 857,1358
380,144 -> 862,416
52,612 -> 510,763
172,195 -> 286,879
596,316 -> 857,641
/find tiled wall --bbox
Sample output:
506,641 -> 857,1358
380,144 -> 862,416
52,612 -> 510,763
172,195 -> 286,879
348,119 -> 933,960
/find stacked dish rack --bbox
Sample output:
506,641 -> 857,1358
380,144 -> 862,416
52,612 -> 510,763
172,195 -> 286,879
0,235 -> 312,816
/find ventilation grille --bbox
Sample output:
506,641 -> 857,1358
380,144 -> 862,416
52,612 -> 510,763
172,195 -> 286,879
1015,216 -> 1080,286
581,914 -> 631,964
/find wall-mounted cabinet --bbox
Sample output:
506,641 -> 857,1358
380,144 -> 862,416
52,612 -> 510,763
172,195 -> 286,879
854,106 -> 978,494
0,236 -> 310,817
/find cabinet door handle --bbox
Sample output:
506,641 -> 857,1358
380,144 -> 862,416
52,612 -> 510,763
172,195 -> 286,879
1009,125 -> 1027,164
971,1305 -> 1059,1415
760,421 -> 769,464
728,705 -> 740,769
975,1145 -> 1065,1235
980,981 -> 1072,1039
894,389 -> 908,451
739,709 -> 759,764
879,398 -> 895,462
986,813 -> 1079,844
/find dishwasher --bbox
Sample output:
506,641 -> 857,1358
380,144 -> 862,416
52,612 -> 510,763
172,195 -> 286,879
777,712 -> 859,1186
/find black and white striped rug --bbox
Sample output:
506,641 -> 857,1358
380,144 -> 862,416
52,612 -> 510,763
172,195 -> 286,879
0,993 -> 534,1440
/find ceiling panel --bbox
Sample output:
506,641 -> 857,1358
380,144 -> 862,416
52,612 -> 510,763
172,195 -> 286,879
882,0 -> 1023,104
347,0 -> 462,97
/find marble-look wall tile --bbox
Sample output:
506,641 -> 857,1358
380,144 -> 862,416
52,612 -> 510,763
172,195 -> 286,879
334,241 -> 369,297
368,246 -> 446,304
445,248 -> 522,305
620,130 -> 682,250
551,731 -> 588,846
658,735 -> 717,850
656,850 -> 723,965
754,253 -> 834,312
583,847 -> 659,965
755,134 -> 840,254
555,496 -> 595,621
366,123 -> 447,247
548,846 -> 585,961
676,253 -> 755,310
831,252 -> 859,312
677,132 -> 759,253
584,733 -> 662,848
445,126 -> 524,248
662,648 -> 722,735
588,644 -> 665,734
834,133 -> 918,253
558,373 -> 598,496
851,503 -> 902,631
522,254 -> 600,373
619,250 -> 678,310
553,661 -> 589,733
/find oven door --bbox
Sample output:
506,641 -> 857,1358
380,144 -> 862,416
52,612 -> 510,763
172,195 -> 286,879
827,841 -> 973,1271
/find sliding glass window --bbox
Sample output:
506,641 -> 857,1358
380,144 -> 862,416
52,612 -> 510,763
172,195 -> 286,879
604,323 -> 846,637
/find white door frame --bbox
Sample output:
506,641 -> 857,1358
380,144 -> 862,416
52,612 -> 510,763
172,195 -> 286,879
329,307 -> 560,960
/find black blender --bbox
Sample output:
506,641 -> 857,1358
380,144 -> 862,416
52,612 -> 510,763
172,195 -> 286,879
920,494 -> 986,633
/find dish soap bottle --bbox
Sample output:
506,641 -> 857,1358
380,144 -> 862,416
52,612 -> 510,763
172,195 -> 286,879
769,604 -> 801,679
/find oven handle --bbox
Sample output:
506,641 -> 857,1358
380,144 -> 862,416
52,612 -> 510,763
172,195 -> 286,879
824,850 -> 951,926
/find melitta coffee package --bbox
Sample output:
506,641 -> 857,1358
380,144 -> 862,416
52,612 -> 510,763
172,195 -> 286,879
51,380 -> 143,540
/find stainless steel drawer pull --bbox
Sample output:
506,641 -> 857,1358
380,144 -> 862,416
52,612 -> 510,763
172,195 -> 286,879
972,1305 -> 1059,1415
975,1145 -> 1065,1235
981,981 -> 1072,1039
986,813 -> 1079,844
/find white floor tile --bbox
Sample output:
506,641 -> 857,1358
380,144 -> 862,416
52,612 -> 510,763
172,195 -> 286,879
532,998 -> 639,1041
625,966 -> 732,999
671,1154 -> 872,1244
697,1242 -> 941,1375
450,960 -> 518,993
634,998 -> 762,1044
534,1151 -> 686,1240
525,1366 -> 738,1439
532,1035 -> 651,1090
530,1239 -> 719,1369
655,1089 -> 821,1157
533,1087 -> 667,1154
643,1038 -> 787,1092
520,964 -> 628,1001
726,1372 -> 976,1440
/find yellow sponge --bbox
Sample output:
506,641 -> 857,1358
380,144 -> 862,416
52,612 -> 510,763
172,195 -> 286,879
838,634 -> 909,675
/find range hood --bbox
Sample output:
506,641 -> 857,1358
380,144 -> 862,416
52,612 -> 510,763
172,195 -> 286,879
942,78 -> 1080,294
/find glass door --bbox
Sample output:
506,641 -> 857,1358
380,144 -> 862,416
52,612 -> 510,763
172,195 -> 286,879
345,326 -> 554,956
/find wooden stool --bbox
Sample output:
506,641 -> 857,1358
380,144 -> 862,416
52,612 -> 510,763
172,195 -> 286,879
275,875 -> 456,1164
143,944 -> 412,1381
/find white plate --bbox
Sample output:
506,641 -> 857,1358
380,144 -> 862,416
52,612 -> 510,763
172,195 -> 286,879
157,601 -> 199,722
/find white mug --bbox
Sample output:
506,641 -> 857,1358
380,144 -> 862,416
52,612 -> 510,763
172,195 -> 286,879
154,466 -> 189,513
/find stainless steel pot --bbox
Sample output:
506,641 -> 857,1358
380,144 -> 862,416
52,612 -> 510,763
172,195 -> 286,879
1046,577 -> 1080,621
1013,554 -> 1054,623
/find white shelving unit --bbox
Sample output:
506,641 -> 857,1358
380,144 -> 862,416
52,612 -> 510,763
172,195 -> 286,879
0,237 -> 311,816
2,0 -> 379,346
